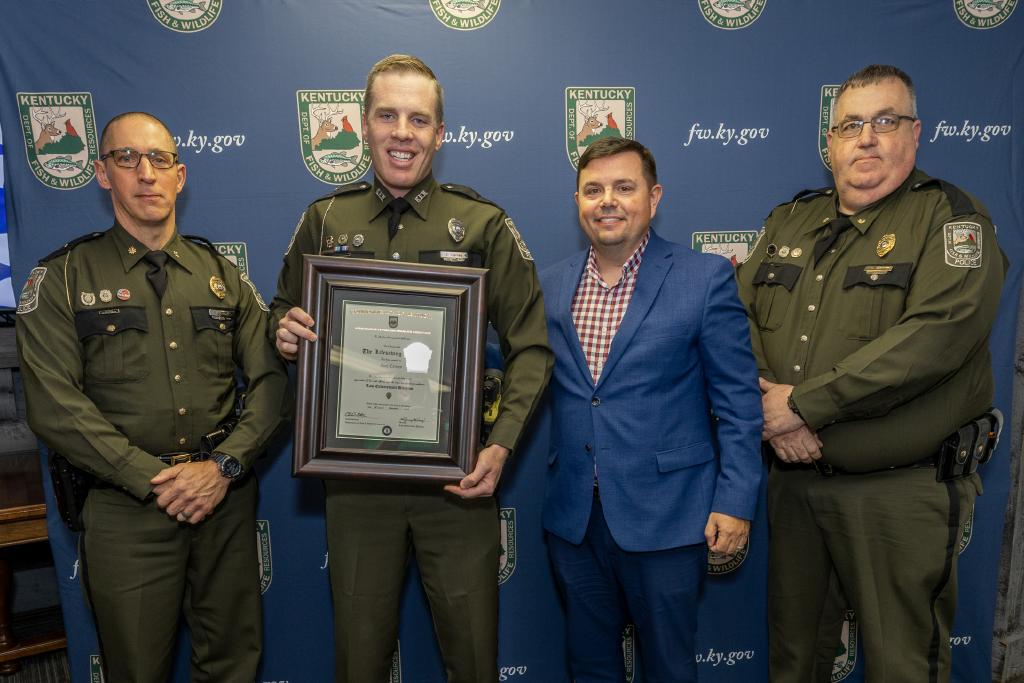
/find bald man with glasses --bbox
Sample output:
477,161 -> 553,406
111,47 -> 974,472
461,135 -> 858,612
17,111 -> 287,682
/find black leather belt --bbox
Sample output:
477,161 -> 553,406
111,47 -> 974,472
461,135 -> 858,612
156,451 -> 211,466
812,454 -> 936,478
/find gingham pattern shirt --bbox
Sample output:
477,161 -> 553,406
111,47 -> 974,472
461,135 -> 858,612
571,232 -> 649,383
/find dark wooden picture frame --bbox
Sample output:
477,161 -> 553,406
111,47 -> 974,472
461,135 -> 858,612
294,255 -> 486,482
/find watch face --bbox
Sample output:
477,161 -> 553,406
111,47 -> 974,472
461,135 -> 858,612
215,454 -> 242,479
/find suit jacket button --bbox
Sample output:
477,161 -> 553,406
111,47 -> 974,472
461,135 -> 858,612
591,397 -> 600,407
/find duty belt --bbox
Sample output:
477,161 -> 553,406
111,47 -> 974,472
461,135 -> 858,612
810,409 -> 1003,482
157,451 -> 211,466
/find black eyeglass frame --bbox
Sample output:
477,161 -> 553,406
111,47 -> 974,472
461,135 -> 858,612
830,115 -> 918,139
99,147 -> 180,169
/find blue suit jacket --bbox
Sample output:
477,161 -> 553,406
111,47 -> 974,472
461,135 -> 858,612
540,231 -> 763,552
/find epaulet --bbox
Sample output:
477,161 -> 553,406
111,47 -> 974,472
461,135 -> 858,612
439,183 -> 501,209
789,186 -> 834,204
39,232 -> 104,264
314,181 -> 372,204
911,177 -> 978,217
765,187 -> 834,219
183,234 -> 237,267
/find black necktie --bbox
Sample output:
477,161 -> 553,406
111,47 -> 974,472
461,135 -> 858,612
143,250 -> 169,299
813,216 -> 853,265
387,198 -> 410,241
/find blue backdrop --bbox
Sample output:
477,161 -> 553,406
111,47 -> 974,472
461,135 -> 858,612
1,2 -> 1021,681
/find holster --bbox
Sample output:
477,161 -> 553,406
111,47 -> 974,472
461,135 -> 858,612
47,451 -> 94,532
935,409 -> 1003,482
480,369 -> 503,445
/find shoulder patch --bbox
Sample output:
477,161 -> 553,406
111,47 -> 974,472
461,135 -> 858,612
241,273 -> 270,312
943,221 -> 983,268
39,232 -> 104,264
16,266 -> 47,314
316,181 -> 372,204
912,178 -> 978,218
440,183 -> 501,209
504,218 -> 533,261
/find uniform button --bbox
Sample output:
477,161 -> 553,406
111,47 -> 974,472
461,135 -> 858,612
178,437 -> 187,446
165,307 -> 173,316
800,335 -> 808,343
591,397 -> 601,407
815,274 -> 824,282
392,252 -> 401,260
219,323 -> 226,330
767,272 -> 776,280
174,374 -> 183,383
829,249 -> 836,254
178,408 -> 187,416
807,304 -> 816,312
793,365 -> 801,372
169,341 -> 178,350
398,224 -> 404,231
106,324 -> 116,333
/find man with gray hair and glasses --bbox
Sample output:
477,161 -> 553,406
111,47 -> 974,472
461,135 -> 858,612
737,65 -> 1006,681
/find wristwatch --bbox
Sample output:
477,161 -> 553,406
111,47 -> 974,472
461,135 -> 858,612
211,452 -> 243,481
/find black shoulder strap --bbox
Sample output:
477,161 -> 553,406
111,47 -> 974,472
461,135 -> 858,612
911,177 -> 977,217
439,183 -> 501,209
316,181 -> 372,203
789,186 -> 834,203
39,232 -> 104,264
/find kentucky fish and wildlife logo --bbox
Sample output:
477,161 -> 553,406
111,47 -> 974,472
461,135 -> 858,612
389,642 -> 402,683
692,230 -> 760,267
955,0 -> 1017,28
257,519 -> 273,594
819,85 -> 840,170
622,624 -> 636,682
297,91 -> 372,185
18,93 -> 98,190
565,88 -> 635,169
832,610 -> 858,681
698,0 -> 767,29
214,241 -> 249,277
959,504 -> 975,554
708,541 -> 749,575
90,654 -> 105,682
498,507 -> 517,584
148,0 -> 222,32
430,0 -> 500,30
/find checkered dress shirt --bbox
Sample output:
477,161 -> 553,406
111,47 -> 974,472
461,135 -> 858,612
571,232 -> 649,383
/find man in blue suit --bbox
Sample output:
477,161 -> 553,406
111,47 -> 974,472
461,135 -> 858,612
540,137 -> 763,682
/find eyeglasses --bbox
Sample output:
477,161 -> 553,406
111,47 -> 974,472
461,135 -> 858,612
831,115 -> 917,139
99,148 -> 179,169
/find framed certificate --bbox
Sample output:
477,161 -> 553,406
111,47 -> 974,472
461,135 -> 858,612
293,255 -> 486,481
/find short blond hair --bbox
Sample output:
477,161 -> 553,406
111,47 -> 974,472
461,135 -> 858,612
365,54 -> 444,124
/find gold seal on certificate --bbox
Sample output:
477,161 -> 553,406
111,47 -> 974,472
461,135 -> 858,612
293,256 -> 486,482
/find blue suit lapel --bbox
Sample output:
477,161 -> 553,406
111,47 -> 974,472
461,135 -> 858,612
595,231 -> 673,390
553,252 -> 595,385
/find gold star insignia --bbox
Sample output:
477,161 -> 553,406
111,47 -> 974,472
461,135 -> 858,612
128,246 -> 137,255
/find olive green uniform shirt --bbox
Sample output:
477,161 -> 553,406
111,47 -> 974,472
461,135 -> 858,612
16,224 -> 288,499
271,174 -> 552,452
736,169 -> 1007,470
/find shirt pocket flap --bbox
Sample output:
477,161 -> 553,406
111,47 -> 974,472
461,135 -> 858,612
843,262 -> 913,289
656,442 -> 714,472
752,261 -> 802,291
74,306 -> 147,339
191,307 -> 237,333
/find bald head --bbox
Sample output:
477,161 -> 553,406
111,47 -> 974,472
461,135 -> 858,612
100,112 -> 177,155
